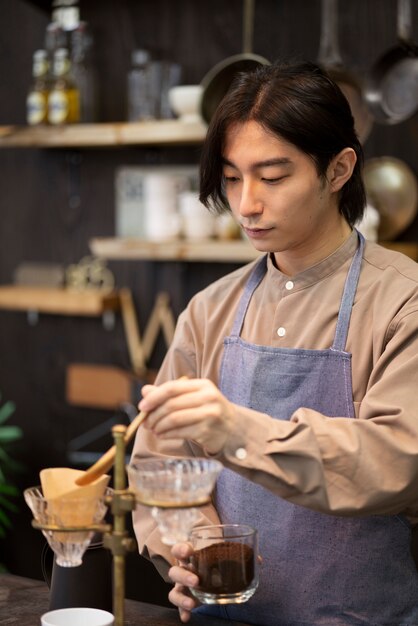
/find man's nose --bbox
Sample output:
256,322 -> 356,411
238,182 -> 263,217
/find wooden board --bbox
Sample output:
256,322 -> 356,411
0,120 -> 207,148
0,285 -> 120,316
90,237 -> 261,263
66,363 -> 139,409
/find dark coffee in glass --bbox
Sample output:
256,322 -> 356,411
189,524 -> 258,604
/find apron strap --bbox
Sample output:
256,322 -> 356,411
230,255 -> 268,337
331,230 -> 365,352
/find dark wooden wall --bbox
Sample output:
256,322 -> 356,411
0,0 -> 417,604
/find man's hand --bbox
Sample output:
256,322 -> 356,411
168,542 -> 200,623
139,378 -> 237,454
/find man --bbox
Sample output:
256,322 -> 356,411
131,60 -> 418,625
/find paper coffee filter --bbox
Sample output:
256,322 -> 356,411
40,467 -> 109,500
40,468 -> 110,531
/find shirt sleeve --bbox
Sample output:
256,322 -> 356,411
218,306 -> 418,519
130,309 -> 222,580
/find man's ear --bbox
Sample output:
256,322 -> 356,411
328,148 -> 357,192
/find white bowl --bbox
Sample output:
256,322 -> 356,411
41,607 -> 114,626
168,85 -> 204,123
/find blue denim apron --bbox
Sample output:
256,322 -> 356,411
198,233 -> 418,625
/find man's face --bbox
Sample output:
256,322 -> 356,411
222,120 -> 347,272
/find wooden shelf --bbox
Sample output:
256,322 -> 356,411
89,237 -> 418,264
90,237 -> 260,263
0,120 -> 207,148
0,286 -> 120,316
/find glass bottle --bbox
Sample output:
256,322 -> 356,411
51,0 -> 80,36
45,21 -> 67,66
26,49 -> 51,126
127,49 -> 154,121
71,21 -> 98,122
48,48 -> 80,125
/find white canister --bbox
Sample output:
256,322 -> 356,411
143,172 -> 182,241
144,211 -> 182,241
143,173 -> 178,209
178,191 -> 216,240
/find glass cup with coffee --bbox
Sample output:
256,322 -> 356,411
188,524 -> 259,604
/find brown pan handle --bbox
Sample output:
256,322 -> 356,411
397,0 -> 413,43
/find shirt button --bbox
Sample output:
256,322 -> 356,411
285,280 -> 294,291
235,447 -> 247,460
277,327 -> 286,337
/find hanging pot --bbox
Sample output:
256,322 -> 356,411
317,0 -> 373,143
363,156 -> 418,240
364,0 -> 418,125
200,0 -> 270,123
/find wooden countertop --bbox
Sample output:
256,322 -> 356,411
0,573 -> 249,625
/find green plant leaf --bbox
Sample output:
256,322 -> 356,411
0,507 -> 12,529
0,392 -> 22,553
0,483 -> 19,496
0,494 -> 18,513
0,426 -> 23,442
0,401 -> 16,424
0,447 -> 24,474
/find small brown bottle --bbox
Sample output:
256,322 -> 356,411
26,49 -> 50,126
48,47 -> 80,124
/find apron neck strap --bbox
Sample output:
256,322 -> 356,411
331,230 -> 365,351
230,255 -> 267,337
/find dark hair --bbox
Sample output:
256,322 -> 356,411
199,60 -> 366,227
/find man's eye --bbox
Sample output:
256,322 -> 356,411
261,177 -> 284,184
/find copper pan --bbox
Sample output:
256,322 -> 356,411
363,157 -> 418,240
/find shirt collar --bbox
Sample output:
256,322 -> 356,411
265,229 -> 359,290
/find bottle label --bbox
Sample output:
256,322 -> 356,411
53,56 -> 70,78
27,91 -> 48,125
34,58 -> 49,78
48,88 -> 80,124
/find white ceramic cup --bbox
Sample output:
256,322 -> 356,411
41,607 -> 114,626
178,191 -> 216,239
168,84 -> 204,122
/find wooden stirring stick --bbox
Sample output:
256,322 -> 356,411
75,409 -> 148,486
75,376 -> 188,486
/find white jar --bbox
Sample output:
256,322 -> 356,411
143,173 -> 181,241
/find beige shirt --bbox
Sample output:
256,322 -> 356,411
132,230 -> 418,576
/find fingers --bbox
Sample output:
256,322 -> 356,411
147,406 -> 211,438
171,541 -> 194,564
140,384 -> 157,399
168,543 -> 199,620
169,561 -> 198,583
139,378 -> 191,410
179,607 -> 192,623
168,583 -> 195,623
138,378 -> 232,452
168,559 -> 199,623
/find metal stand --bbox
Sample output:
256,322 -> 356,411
32,425 -> 135,626
103,425 -> 136,626
30,424 -> 215,625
